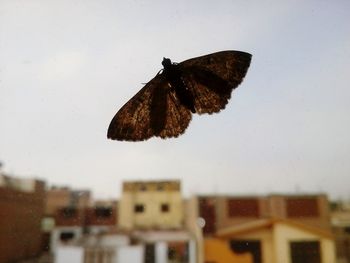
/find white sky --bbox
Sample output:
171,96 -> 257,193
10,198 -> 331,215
1,0 -> 349,200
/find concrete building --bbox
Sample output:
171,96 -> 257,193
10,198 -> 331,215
49,203 -> 117,253
45,186 -> 118,255
50,207 -> 86,252
44,186 -> 92,253
118,180 -> 196,263
185,196 -> 253,263
217,218 -> 335,263
119,180 -> 183,230
196,194 -> 332,235
190,194 -> 336,263
0,173 -> 46,263
55,234 -> 162,263
55,228 -> 196,262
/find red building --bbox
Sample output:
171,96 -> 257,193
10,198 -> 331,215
85,205 -> 117,227
44,188 -> 117,253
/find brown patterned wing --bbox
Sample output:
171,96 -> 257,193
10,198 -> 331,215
156,88 -> 192,139
107,73 -> 192,141
179,50 -> 252,114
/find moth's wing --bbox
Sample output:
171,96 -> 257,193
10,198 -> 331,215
180,50 -> 252,87
107,73 -> 192,141
156,88 -> 192,139
179,50 -> 252,114
180,67 -> 234,114
107,73 -> 164,141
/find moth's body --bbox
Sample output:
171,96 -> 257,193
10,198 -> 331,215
161,58 -> 196,113
107,50 -> 252,141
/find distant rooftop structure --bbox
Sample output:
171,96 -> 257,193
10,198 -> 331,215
122,180 -> 181,192
45,186 -> 91,215
0,173 -> 39,193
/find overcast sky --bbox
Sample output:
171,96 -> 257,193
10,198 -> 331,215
1,0 -> 349,200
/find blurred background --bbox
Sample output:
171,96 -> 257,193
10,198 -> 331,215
0,1 -> 349,262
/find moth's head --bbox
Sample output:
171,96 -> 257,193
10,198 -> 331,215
162,57 -> 172,69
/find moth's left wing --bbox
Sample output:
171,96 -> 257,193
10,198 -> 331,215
107,73 -> 192,141
107,73 -> 165,141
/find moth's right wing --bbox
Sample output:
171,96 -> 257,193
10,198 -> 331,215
180,50 -> 252,87
179,51 -> 252,114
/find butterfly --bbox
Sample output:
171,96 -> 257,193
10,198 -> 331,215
107,50 -> 252,141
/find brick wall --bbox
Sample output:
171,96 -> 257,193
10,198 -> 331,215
0,181 -> 45,263
85,207 -> 117,226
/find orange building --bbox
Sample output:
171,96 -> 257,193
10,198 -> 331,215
191,194 -> 336,263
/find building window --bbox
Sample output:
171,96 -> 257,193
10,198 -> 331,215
227,199 -> 259,217
161,203 -> 170,212
60,231 -> 75,242
286,198 -> 319,217
135,204 -> 144,213
230,240 -> 262,263
95,207 -> 112,218
60,207 -> 77,218
344,226 -> 350,234
290,241 -> 321,263
140,184 -> 147,191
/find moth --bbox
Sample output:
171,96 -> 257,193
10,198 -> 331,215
107,50 -> 252,141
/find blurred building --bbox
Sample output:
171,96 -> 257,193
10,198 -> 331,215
330,200 -> 350,263
197,194 -> 331,235
119,180 -> 183,230
53,180 -> 196,263
0,173 -> 46,263
190,194 -> 336,263
45,186 -> 91,215
118,180 -> 196,263
44,186 -> 91,253
85,201 -> 118,233
44,186 -> 117,255
55,234 -> 138,263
